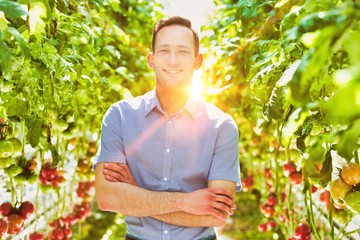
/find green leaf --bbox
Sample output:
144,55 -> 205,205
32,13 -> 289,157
24,116 -> 43,148
322,83 -> 360,122
264,61 -> 300,120
318,150 -> 332,187
4,97 -> 28,118
307,140 -> 326,163
343,30 -> 360,65
0,31 -> 11,73
0,0 -> 28,18
0,11 -> 8,30
49,144 -> 60,166
280,108 -> 310,147
7,27 -> 29,55
336,119 -> 360,161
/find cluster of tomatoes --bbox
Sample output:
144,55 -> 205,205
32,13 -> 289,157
241,173 -> 255,192
0,201 -> 34,236
0,119 -> 22,168
11,156 -> 39,185
289,223 -> 312,240
257,168 -> 287,233
257,166 -> 316,239
28,201 -> 92,240
39,162 -> 65,188
329,162 -> 360,218
283,160 -> 303,185
76,180 -> 95,202
27,180 -> 94,239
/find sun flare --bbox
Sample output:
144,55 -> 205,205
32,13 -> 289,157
191,70 -> 204,97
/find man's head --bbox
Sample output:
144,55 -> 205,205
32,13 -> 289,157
147,16 -> 203,91
152,16 -> 200,56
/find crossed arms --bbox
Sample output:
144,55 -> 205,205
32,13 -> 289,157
95,163 -> 236,228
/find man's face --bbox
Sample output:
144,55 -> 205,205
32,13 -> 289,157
147,25 -> 202,91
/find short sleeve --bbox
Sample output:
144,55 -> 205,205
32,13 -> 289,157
93,103 -> 127,170
208,118 -> 242,191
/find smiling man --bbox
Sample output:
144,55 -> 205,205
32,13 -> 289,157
94,16 -> 241,240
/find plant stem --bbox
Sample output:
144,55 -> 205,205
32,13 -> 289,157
307,187 -> 321,240
354,149 -> 359,164
329,199 -> 335,240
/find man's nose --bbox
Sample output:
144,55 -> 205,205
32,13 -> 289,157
169,51 -> 179,65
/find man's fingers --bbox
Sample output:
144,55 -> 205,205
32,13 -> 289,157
104,163 -> 128,178
214,194 -> 236,210
210,208 -> 228,220
103,168 -> 124,181
104,174 -> 119,182
212,188 -> 234,199
212,202 -> 234,215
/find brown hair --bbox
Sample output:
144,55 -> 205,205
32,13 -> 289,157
152,16 -> 200,56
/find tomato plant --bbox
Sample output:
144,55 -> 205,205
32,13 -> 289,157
0,0 -> 163,238
202,0 -> 360,239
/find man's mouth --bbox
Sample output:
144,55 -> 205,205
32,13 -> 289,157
164,69 -> 182,74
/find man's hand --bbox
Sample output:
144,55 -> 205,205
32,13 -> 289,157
103,162 -> 138,186
180,188 -> 236,220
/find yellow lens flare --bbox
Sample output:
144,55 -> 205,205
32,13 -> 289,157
191,70 -> 204,97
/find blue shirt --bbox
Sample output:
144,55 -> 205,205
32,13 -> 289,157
95,90 -> 241,240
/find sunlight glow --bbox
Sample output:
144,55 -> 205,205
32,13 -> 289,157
191,70 -> 204,97
160,0 -> 214,31
161,0 -> 215,98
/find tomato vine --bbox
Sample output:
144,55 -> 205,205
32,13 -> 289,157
202,0 -> 360,239
0,0 -> 162,239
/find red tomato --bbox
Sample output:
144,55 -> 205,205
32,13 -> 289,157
18,201 -> 34,219
267,192 -> 277,207
294,223 -> 311,240
241,174 -> 255,192
0,219 -> 8,235
6,214 -> 24,234
267,220 -> 277,229
63,227 -> 72,238
29,232 -> 45,240
319,190 -> 331,207
258,222 -> 268,232
0,202 -> 13,217
283,161 -> 297,176
260,203 -> 276,217
289,171 -> 303,185
264,168 -> 272,179
48,228 -> 64,240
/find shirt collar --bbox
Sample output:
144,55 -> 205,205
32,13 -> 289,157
144,89 -> 200,119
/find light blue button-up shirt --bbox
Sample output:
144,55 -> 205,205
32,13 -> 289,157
95,90 -> 241,240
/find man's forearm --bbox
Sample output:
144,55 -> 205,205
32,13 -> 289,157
95,163 -> 235,218
152,211 -> 226,228
96,165 -> 183,216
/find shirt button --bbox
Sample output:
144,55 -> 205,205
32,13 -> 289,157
163,177 -> 168,182
166,148 -> 170,153
164,230 -> 168,234
168,120 -> 172,125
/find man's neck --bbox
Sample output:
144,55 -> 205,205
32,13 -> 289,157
155,87 -> 191,116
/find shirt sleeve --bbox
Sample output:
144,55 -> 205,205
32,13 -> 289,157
93,103 -> 127,170
208,117 -> 242,191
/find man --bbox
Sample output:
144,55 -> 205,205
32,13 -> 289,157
94,16 -> 241,240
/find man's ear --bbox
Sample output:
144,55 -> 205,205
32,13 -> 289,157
194,54 -> 203,70
147,52 -> 154,69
